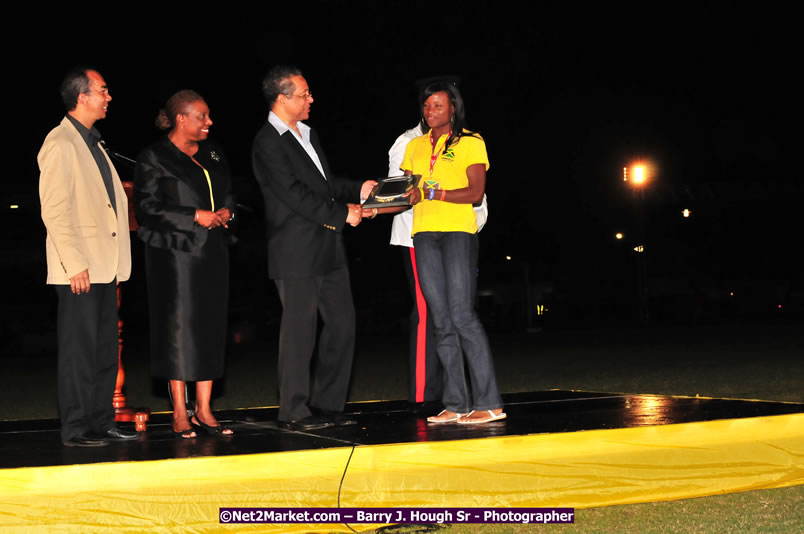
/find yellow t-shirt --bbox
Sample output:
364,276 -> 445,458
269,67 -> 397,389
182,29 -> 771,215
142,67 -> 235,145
401,130 -> 489,235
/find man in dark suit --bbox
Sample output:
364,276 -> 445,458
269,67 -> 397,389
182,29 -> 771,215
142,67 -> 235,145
38,67 -> 140,446
252,65 -> 376,431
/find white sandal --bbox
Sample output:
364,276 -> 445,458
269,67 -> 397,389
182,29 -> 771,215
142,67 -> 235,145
457,410 -> 507,424
426,410 -> 465,424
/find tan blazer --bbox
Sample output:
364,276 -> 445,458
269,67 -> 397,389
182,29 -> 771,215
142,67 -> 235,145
38,117 -> 131,285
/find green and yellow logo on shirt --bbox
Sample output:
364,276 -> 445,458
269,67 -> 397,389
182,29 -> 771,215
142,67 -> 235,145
424,180 -> 440,190
442,148 -> 456,160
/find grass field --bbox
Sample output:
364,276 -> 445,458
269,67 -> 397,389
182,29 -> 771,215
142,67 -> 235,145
360,484 -> 804,534
2,323 -> 800,420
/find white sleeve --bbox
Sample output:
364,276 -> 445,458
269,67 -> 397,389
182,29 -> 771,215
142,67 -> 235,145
388,125 -> 424,247
387,125 -> 424,176
474,194 -> 489,232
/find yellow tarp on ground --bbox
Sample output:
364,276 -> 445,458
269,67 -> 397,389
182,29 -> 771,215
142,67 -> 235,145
1,413 -> 802,533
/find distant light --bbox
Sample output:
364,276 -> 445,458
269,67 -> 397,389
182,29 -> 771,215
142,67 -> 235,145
778,305 -> 782,309
624,162 -> 652,187
682,209 -> 691,218
9,205 -> 18,209
633,166 -> 645,184
615,232 -> 624,240
633,245 -> 644,253
730,292 -> 734,296
505,256 -> 512,261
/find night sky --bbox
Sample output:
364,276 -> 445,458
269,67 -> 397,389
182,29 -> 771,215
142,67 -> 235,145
6,6 -> 800,325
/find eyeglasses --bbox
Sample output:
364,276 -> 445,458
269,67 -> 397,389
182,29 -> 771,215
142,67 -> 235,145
286,91 -> 313,100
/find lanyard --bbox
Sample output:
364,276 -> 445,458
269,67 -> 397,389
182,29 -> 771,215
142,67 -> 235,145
429,130 -> 451,178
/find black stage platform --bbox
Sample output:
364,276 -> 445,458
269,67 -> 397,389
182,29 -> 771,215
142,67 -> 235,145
2,390 -> 802,469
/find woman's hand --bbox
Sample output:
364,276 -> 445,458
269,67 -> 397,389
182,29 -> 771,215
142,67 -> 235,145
361,206 -> 409,219
404,165 -> 486,206
196,209 -> 225,229
215,207 -> 233,228
405,187 -> 423,205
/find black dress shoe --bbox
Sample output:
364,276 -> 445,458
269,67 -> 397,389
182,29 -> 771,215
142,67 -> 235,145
101,427 -> 140,441
312,408 -> 357,426
323,412 -> 357,426
63,435 -> 109,447
278,415 -> 334,431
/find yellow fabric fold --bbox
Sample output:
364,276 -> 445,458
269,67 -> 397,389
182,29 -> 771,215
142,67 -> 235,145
1,413 -> 801,532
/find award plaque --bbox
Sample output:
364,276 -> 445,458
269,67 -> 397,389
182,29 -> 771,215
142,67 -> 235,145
362,174 -> 421,209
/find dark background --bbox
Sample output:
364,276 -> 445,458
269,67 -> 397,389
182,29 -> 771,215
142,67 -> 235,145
3,5 -> 801,358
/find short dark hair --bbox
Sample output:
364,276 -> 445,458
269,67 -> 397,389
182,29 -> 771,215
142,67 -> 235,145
155,89 -> 204,131
261,65 -> 303,106
60,67 -> 92,111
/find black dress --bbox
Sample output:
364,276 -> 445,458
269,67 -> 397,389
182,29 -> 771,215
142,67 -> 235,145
134,137 -> 233,381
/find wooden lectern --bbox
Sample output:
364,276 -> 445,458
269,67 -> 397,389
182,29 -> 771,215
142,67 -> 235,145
115,182 -> 149,431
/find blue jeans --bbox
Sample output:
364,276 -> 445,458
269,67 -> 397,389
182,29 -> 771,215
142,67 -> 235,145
413,232 -> 502,413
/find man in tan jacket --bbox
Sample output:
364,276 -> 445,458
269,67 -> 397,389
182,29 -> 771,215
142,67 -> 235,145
38,67 -> 137,447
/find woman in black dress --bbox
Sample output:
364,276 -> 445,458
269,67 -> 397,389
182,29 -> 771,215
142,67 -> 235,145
134,90 -> 234,438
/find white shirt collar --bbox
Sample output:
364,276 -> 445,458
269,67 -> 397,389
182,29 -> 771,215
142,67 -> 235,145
268,111 -> 310,138
266,111 -> 326,179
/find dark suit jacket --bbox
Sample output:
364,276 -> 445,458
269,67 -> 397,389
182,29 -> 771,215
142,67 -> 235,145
252,121 -> 361,280
134,137 -> 234,252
